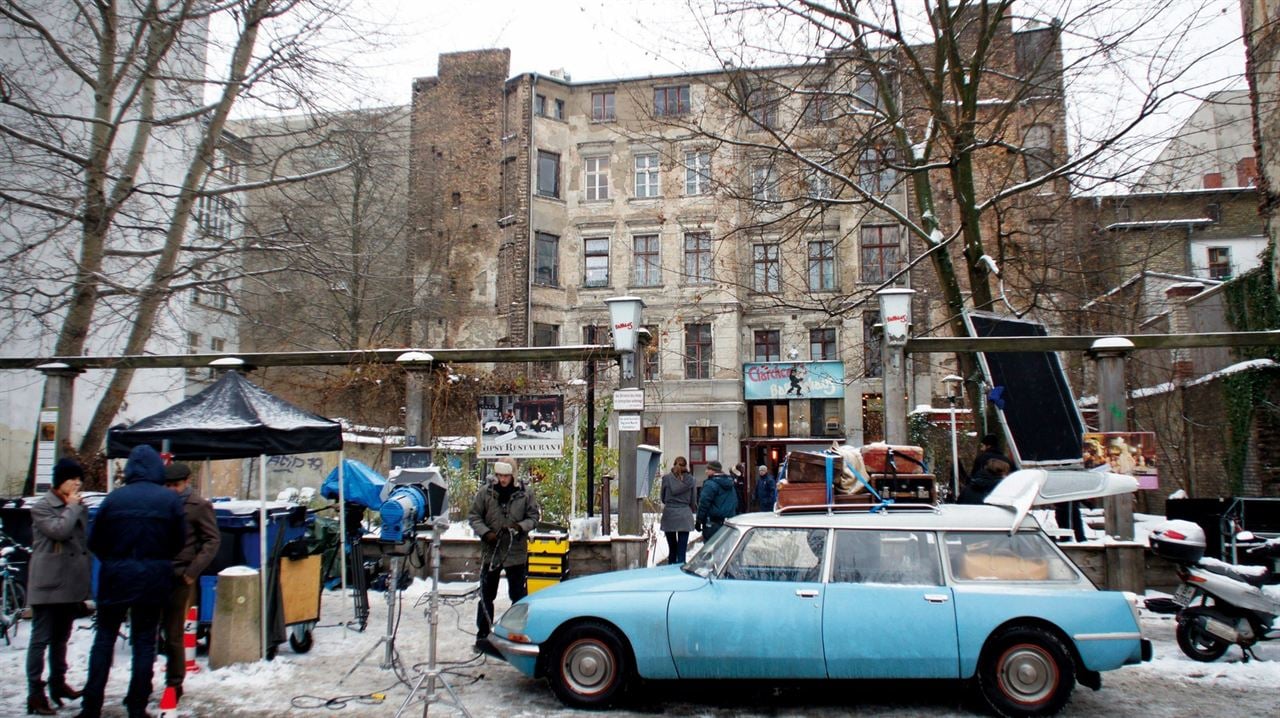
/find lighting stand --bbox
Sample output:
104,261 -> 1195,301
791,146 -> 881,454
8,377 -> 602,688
396,521 -> 472,718
340,548 -> 407,683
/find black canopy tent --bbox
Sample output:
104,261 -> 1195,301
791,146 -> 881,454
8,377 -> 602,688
106,370 -> 346,661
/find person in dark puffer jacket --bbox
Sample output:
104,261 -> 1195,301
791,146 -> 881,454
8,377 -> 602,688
76,445 -> 184,718
695,461 -> 738,541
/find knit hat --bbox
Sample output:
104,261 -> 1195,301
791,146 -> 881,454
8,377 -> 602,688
164,462 -> 192,483
706,460 -> 723,473
493,460 -> 514,475
52,458 -> 84,488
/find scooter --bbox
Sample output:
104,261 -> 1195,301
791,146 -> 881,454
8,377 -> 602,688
1148,520 -> 1280,662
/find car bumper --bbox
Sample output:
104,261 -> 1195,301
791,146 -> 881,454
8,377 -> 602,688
1141,638 -> 1153,662
488,632 -> 540,676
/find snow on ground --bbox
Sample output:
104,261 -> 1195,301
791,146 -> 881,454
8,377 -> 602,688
2,578 -> 1279,717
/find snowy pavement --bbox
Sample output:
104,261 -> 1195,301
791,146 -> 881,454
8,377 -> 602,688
2,581 -> 1277,717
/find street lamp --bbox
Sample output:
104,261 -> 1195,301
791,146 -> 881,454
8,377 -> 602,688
942,374 -> 964,501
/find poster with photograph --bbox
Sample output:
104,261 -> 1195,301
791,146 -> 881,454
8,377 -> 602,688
477,394 -> 565,459
1082,431 -> 1158,489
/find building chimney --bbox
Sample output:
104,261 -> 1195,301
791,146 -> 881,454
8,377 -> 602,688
1237,156 -> 1258,187
1202,172 -> 1223,189
1166,282 -> 1206,380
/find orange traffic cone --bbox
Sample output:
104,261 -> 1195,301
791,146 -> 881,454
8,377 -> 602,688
159,685 -> 179,717
183,606 -> 200,675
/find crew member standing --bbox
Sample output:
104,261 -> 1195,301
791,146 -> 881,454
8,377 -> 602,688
695,461 -> 738,540
469,460 -> 540,653
160,462 -> 220,703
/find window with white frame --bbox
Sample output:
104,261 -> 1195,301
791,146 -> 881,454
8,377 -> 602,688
633,234 -> 661,287
752,244 -> 780,293
683,231 -> 713,284
583,237 -> 610,287
853,72 -> 883,112
808,240 -> 836,291
751,163 -> 780,202
1207,247 -> 1232,279
806,157 -> 833,199
634,153 -> 660,198
685,150 -> 711,195
194,194 -> 235,239
584,156 -> 610,201
592,91 -> 615,121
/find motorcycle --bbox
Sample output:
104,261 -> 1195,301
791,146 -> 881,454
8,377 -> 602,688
1148,520 -> 1280,662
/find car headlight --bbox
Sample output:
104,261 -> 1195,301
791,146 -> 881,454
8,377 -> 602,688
498,603 -> 529,633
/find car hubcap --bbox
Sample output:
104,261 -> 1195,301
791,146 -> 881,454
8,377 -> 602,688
564,640 -> 614,695
999,645 -> 1055,704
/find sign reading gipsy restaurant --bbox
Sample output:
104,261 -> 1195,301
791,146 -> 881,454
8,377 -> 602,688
742,361 -> 845,401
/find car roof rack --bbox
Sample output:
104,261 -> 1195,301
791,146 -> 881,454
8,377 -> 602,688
775,502 -> 940,516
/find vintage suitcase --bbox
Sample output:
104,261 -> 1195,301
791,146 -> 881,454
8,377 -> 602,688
871,473 -> 938,504
861,444 -> 927,474
785,451 -> 843,484
776,480 -> 830,508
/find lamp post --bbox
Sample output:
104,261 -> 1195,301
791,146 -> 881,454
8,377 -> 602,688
942,374 -> 963,501
876,288 -> 915,444
605,296 -> 645,535
396,350 -> 435,448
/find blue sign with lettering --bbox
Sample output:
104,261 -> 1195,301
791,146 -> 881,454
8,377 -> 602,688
742,361 -> 845,400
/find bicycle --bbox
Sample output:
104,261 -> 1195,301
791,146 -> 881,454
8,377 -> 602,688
0,535 -> 29,645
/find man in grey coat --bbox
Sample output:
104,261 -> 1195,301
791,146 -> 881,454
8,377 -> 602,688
468,460 -> 539,653
25,458 -> 92,715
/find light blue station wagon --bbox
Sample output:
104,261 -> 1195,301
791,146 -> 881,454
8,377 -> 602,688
488,478 -> 1152,717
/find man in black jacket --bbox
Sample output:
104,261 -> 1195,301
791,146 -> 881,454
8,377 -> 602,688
77,445 -> 185,718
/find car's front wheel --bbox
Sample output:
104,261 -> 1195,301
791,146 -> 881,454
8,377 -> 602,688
976,625 -> 1075,717
548,620 -> 630,709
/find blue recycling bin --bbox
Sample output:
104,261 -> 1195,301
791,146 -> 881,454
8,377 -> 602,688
196,499 -> 311,624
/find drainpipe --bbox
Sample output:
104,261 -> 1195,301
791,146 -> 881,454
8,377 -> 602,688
527,73 -> 537,350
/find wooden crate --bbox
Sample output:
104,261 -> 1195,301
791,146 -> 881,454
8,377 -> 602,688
871,473 -> 937,504
784,451 -> 843,484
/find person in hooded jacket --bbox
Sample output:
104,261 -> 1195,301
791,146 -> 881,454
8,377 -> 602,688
468,460 -> 540,653
25,458 -> 92,715
76,445 -> 185,718
695,461 -> 738,541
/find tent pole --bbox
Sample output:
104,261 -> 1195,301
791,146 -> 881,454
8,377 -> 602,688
338,452 -> 347,598
259,454 -> 268,661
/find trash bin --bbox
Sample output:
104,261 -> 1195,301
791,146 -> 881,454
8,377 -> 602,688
527,535 -> 569,594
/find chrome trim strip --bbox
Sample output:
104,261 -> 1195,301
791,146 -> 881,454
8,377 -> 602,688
1074,632 -> 1143,641
489,633 -> 540,657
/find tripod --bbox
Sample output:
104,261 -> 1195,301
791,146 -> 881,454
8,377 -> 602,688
396,520 -> 472,717
341,547 -> 408,682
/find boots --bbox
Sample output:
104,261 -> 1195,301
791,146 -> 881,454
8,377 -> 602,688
49,678 -> 84,706
27,681 -> 56,715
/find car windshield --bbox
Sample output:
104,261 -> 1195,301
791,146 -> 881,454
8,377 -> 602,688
682,525 -> 741,578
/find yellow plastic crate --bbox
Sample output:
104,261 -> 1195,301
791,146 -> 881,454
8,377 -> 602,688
527,536 -> 569,555
528,576 -> 562,594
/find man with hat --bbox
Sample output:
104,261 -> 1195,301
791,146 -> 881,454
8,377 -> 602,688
468,460 -> 540,653
25,458 -> 92,715
159,462 -> 220,703
695,460 -> 738,540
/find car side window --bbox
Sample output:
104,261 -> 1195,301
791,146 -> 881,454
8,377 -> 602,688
831,530 -> 942,586
722,527 -> 826,583
944,531 -> 1079,582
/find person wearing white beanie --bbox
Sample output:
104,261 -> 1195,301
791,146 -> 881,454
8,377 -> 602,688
468,459 -> 540,654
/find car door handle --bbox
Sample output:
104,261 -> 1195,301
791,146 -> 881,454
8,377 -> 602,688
795,589 -> 819,598
923,593 -> 950,603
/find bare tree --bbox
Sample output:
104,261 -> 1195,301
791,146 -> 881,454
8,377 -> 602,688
0,0 -> 379,455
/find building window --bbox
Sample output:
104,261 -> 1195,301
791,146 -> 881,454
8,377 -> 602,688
187,332 -> 201,353
808,240 -> 836,291
192,285 -> 230,310
210,336 -> 225,353
534,94 -> 547,116
862,393 -> 884,443
654,85 -> 690,116
584,237 -> 610,287
684,322 -> 711,379
194,194 -> 235,239
752,244 -> 780,293
811,399 -> 842,437
748,90 -> 779,129
802,89 -> 833,125
685,150 -> 711,195
500,157 -> 517,220
643,425 -> 661,446
683,232 -> 713,284
644,324 -> 660,380
584,156 -> 610,201
533,323 -> 559,379
806,159 -> 833,199
854,72 -> 882,112
1023,124 -> 1054,178
858,147 -> 898,195
592,91 -> 615,121
754,330 -> 780,362
534,231 -> 559,286
633,234 -> 661,287
751,163 -> 780,202
687,425 -> 719,472
536,150 -> 560,198
634,153 -> 660,198
750,403 -> 788,437
1207,247 -> 1232,279
863,311 -> 883,378
554,98 -> 565,120
810,328 -> 836,360
860,225 -> 900,284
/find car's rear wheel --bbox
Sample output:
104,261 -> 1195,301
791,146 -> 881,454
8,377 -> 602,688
548,620 -> 630,709
1175,610 -> 1231,662
977,625 -> 1075,717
